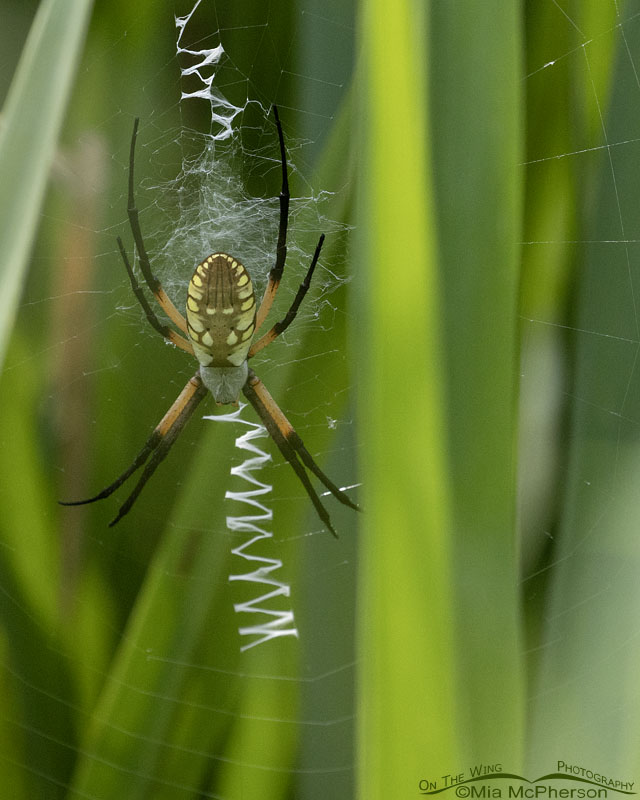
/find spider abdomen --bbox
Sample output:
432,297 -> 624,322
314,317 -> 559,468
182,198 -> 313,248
186,253 -> 256,370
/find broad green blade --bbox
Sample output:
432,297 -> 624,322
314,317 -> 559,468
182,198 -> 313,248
0,0 -> 94,369
429,1 -> 524,763
355,1 -> 459,794
356,0 -> 524,790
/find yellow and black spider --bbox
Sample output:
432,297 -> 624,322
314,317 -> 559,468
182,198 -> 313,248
61,108 -> 358,536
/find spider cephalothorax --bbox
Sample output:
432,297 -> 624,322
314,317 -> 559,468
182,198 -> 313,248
60,108 -> 358,536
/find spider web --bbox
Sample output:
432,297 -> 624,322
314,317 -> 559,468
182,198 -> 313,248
2,0 -> 640,797
519,2 -> 640,780
2,1 -> 357,797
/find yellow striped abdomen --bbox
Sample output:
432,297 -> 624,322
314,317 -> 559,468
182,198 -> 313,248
186,253 -> 256,368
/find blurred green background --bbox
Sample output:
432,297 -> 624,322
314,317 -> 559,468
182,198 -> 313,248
2,0 -> 640,798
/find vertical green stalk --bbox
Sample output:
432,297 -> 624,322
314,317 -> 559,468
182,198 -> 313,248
356,0 -> 525,790
0,0 -> 94,369
429,2 -> 524,763
356,2 -> 459,795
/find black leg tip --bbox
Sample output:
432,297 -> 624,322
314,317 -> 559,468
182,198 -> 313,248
326,519 -> 339,539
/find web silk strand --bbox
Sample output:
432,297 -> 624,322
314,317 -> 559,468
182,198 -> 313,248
204,404 -> 298,651
175,0 -> 243,139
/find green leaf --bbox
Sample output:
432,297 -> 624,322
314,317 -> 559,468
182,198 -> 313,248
0,0 -> 94,369
429,0 -> 524,763
355,0 -> 524,788
355,1 -> 460,792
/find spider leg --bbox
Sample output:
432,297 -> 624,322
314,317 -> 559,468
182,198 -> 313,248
255,105 -> 290,333
108,377 -> 206,526
126,117 -> 189,335
117,237 -> 194,355
243,369 -> 359,537
243,377 -> 337,537
248,234 -> 324,359
59,373 -> 206,524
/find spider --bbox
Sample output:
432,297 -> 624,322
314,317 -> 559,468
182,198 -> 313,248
60,108 -> 358,537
